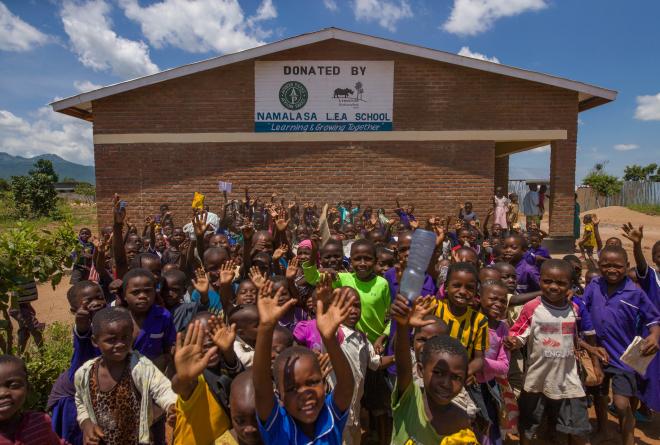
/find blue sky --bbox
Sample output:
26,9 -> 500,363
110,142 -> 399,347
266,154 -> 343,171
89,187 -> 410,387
0,0 -> 658,182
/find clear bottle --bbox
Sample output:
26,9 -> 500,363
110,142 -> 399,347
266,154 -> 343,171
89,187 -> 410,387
399,229 -> 437,302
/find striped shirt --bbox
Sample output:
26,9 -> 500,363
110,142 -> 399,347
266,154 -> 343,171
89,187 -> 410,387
435,300 -> 489,358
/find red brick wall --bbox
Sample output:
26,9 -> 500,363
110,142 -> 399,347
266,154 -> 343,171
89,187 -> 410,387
92,40 -> 578,134
90,39 -> 579,231
94,141 -> 494,228
494,155 -> 509,192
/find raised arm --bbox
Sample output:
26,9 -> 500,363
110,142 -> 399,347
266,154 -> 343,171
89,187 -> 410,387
111,194 -> 128,279
316,288 -> 356,412
172,320 -> 218,400
253,281 -> 298,421
390,295 -> 437,396
622,223 -> 647,274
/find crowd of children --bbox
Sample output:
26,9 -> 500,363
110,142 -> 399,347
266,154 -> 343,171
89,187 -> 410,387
1,189 -> 659,445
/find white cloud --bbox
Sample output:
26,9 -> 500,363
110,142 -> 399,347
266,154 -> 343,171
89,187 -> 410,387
531,144 -> 550,153
73,80 -> 103,93
634,93 -> 660,121
457,46 -> 499,63
323,0 -> 339,11
613,143 -> 639,151
61,0 -> 159,79
353,0 -> 413,32
0,1 -> 51,51
0,107 -> 93,165
443,0 -> 548,36
118,0 -> 277,54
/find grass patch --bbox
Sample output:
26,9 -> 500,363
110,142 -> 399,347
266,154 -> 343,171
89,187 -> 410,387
0,192 -> 97,233
627,204 -> 660,216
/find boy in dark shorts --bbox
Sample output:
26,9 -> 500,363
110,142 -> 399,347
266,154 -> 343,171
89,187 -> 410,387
582,245 -> 660,445
505,259 -> 601,445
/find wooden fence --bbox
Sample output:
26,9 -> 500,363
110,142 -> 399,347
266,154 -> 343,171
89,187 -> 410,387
509,180 -> 659,212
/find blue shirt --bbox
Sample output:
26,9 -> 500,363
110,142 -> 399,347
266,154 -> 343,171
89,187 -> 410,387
133,305 -> 176,361
524,246 -> 551,269
257,392 -> 348,445
191,288 -> 223,314
583,277 -> 660,372
68,328 -> 100,381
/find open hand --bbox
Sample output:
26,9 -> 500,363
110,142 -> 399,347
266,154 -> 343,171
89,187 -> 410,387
249,266 -> 267,289
208,315 -> 237,353
257,280 -> 297,327
285,257 -> 300,281
193,210 -> 209,237
315,272 -> 334,306
316,287 -> 355,339
621,222 -> 643,245
174,320 -> 217,383
219,260 -> 236,286
273,244 -> 288,261
192,268 -> 210,295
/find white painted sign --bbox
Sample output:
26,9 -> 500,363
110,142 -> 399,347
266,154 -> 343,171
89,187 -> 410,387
255,61 -> 393,132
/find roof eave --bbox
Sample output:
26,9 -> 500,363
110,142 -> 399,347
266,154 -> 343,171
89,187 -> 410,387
51,27 -> 617,120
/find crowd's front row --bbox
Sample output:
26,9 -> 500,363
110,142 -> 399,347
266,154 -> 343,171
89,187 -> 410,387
2,229 -> 660,445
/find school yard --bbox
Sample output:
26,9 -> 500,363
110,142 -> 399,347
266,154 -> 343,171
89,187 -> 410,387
29,205 -> 660,444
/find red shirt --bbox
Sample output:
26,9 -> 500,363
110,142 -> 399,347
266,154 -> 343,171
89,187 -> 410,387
0,412 -> 67,445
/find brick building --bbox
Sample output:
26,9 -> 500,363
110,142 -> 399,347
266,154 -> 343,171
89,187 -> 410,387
52,28 -> 616,252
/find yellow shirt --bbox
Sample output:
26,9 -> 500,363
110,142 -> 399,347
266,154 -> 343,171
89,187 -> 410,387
435,300 -> 489,358
174,375 -> 231,445
583,223 -> 596,247
440,428 -> 479,444
215,430 -> 238,445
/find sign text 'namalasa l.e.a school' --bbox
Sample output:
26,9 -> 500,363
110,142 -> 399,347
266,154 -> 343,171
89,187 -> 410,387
254,61 -> 393,132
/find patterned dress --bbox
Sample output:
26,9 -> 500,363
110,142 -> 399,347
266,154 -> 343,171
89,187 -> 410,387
494,195 -> 509,229
89,361 -> 141,444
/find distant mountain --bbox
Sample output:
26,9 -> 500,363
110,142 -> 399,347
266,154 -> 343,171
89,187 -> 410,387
0,152 -> 95,184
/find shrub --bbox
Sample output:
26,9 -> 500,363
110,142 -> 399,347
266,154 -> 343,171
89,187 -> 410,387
23,322 -> 73,411
10,159 -> 59,218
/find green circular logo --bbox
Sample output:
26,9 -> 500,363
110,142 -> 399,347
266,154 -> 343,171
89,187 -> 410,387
279,81 -> 308,110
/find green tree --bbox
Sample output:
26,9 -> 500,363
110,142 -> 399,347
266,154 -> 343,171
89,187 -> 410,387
582,163 -> 623,207
623,163 -> 659,181
74,182 -> 96,202
10,159 -> 59,217
0,178 -> 9,192
0,222 -> 78,352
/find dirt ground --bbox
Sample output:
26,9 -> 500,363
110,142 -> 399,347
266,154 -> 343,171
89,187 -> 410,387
28,205 -> 660,443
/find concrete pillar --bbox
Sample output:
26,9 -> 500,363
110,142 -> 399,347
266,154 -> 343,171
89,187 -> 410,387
546,124 -> 578,253
494,155 -> 509,193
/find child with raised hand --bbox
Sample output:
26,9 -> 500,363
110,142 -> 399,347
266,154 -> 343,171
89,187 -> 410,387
253,281 -> 355,444
48,281 -> 106,445
390,294 -> 478,444
304,238 -> 390,344
582,245 -> 660,445
0,355 -> 67,444
622,223 -> 660,413
192,247 -> 232,315
172,314 -> 240,445
162,268 -> 209,332
74,307 -> 177,445
505,259 -> 601,445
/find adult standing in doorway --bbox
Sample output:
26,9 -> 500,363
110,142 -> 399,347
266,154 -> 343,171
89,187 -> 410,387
522,183 -> 540,229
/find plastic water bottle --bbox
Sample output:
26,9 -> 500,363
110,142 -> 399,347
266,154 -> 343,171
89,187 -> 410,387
399,229 -> 437,302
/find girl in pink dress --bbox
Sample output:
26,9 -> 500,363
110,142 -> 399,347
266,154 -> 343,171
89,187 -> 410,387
494,187 -> 509,229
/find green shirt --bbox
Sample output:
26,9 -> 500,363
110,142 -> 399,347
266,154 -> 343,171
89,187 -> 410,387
302,263 -> 390,343
391,382 -> 441,445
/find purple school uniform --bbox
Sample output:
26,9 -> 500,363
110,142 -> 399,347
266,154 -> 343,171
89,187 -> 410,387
384,267 -> 438,376
636,266 -> 660,410
133,305 -> 176,361
583,276 -> 660,373
515,259 -> 540,294
524,246 -> 550,269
